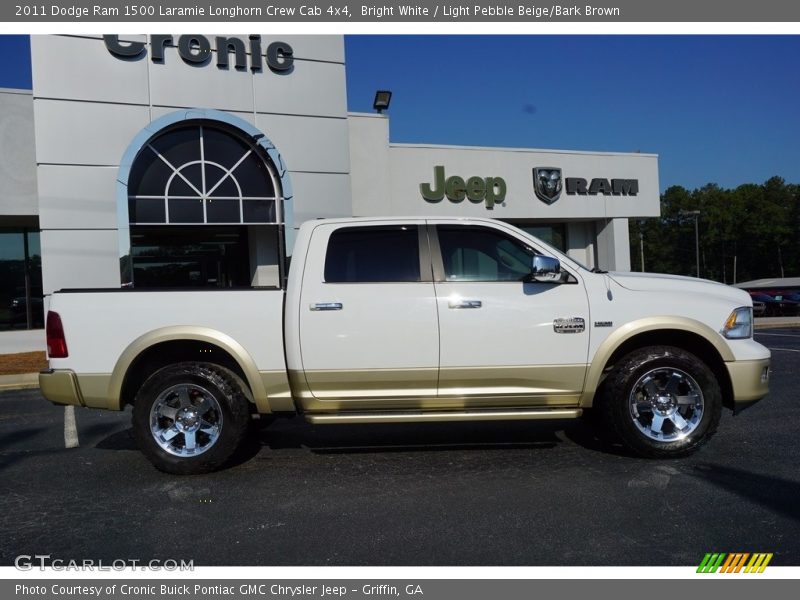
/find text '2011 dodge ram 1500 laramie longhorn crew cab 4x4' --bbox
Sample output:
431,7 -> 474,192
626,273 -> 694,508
39,218 -> 770,474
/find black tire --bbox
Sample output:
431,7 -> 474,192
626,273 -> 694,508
132,362 -> 252,474
600,346 -> 722,458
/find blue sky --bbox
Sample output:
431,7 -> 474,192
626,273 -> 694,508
345,35 -> 800,192
2,35 -> 798,192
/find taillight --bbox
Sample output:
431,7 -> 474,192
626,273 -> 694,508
46,311 -> 69,358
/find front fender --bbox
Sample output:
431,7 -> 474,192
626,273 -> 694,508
580,316 -> 734,407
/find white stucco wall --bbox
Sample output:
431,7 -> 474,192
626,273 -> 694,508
0,88 -> 38,218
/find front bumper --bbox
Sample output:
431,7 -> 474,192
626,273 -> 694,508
39,369 -> 84,407
725,358 -> 770,414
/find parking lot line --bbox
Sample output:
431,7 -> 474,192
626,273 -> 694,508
64,406 -> 79,448
765,347 -> 800,353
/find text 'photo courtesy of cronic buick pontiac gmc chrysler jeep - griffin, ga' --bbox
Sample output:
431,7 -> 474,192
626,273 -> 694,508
39,218 -> 770,474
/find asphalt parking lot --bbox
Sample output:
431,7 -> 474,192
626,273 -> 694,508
1,329 -> 798,567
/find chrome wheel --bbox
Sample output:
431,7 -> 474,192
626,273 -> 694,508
628,367 -> 704,442
149,384 -> 223,457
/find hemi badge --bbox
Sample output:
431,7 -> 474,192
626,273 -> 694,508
594,321 -> 613,328
554,317 -> 585,334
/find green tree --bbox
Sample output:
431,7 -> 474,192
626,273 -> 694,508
630,177 -> 799,283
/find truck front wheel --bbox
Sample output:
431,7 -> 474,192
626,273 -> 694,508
132,362 -> 251,474
601,346 -> 722,458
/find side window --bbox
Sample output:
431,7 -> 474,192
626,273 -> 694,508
436,226 -> 536,282
324,226 -> 421,283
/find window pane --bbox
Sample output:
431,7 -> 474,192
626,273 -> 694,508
0,232 -> 25,330
232,154 -> 275,197
243,200 -> 275,223
205,199 -> 240,223
168,198 -> 204,223
167,163 -> 203,197
207,174 -> 240,198
128,149 -> 174,196
150,126 -> 200,168
325,226 -> 420,283
437,226 -> 534,282
202,127 -> 252,170
130,198 -> 166,223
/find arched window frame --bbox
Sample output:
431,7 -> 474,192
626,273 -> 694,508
116,109 -> 294,287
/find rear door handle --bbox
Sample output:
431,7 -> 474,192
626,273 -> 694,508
449,299 -> 482,309
310,302 -> 343,311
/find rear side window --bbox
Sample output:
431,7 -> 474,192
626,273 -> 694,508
324,226 -> 421,283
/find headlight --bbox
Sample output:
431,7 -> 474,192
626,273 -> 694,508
722,307 -> 753,339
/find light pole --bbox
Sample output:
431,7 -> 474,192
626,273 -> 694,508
679,210 -> 701,278
639,230 -> 645,272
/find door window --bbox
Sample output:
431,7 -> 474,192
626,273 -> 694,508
436,226 -> 536,282
324,226 -> 421,283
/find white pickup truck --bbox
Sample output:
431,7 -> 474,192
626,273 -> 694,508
40,217 -> 770,474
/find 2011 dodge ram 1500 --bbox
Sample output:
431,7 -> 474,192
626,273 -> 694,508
39,217 -> 770,474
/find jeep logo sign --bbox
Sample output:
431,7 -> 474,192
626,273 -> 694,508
103,35 -> 294,73
420,166 -> 507,210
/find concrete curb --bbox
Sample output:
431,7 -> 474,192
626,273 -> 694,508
754,318 -> 800,330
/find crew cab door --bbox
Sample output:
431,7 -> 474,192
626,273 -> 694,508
429,221 -> 591,407
297,221 -> 439,410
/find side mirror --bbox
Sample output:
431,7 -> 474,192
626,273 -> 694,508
531,255 -> 561,283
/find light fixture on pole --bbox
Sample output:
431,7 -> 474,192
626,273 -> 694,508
373,90 -> 392,114
679,210 -> 701,278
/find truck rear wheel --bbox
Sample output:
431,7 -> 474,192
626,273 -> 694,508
132,362 -> 251,474
601,346 -> 722,458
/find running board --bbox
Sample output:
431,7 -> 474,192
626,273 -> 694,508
305,408 -> 582,425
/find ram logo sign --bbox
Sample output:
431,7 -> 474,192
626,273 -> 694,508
532,167 -> 639,204
533,167 -> 563,204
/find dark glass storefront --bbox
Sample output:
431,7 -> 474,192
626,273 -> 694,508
0,228 -> 43,330
512,223 -> 567,252
130,226 -> 252,288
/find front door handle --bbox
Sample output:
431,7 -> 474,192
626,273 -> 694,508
449,299 -> 482,309
310,302 -> 343,311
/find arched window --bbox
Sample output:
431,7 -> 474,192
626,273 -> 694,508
127,122 -> 281,225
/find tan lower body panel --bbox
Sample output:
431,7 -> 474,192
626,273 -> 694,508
66,372 -> 290,413
84,371 -> 293,413
438,365 -> 587,398
307,408 -> 583,424
726,358 -> 770,403
76,374 -> 115,409
291,364 -> 586,413
39,370 -> 83,407
259,370 -> 294,412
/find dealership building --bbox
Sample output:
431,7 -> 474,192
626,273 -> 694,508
0,34 -> 659,332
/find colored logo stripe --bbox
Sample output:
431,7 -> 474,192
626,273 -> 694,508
721,553 -> 748,573
697,553 -> 726,573
697,553 -> 773,573
745,553 -> 773,573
